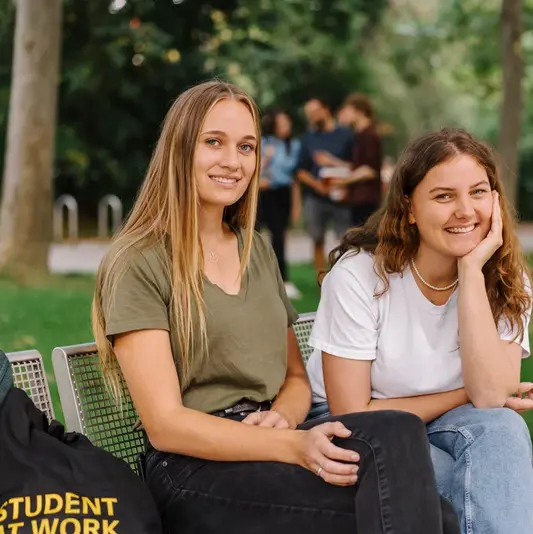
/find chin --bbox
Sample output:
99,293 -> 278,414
448,242 -> 480,258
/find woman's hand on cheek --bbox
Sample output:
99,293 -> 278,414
458,191 -> 503,272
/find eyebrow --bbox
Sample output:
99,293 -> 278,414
429,180 -> 490,194
200,129 -> 257,142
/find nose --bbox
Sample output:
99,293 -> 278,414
220,145 -> 240,172
454,195 -> 475,219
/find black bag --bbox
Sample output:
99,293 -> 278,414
0,387 -> 163,533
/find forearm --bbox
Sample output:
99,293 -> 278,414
297,169 -> 319,189
326,156 -> 352,169
272,375 -> 312,428
458,264 -> 519,407
330,389 -> 469,423
150,406 -> 299,463
347,165 -> 376,184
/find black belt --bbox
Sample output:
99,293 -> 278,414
211,400 -> 272,418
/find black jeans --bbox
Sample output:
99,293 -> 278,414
145,411 -> 459,533
257,186 -> 291,280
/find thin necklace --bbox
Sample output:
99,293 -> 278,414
410,259 -> 458,292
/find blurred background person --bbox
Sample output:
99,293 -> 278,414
258,109 -> 302,300
297,98 -> 354,274
319,93 -> 383,228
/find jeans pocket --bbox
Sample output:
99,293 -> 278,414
160,454 -> 208,492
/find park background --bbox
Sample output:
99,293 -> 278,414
1,0 -> 533,432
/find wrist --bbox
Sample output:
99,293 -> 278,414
458,260 -> 484,281
280,430 -> 304,466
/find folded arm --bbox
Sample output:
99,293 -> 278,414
323,353 -> 468,423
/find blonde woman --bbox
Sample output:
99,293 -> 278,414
307,128 -> 533,533
92,81 -> 459,533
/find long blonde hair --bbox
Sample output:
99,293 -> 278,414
329,127 -> 531,342
92,80 -> 262,399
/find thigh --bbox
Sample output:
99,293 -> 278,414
429,443 -> 454,500
277,186 -> 292,229
303,195 -> 328,245
427,403 -> 531,457
146,449 -> 357,533
330,204 -> 352,238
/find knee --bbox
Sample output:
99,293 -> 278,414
339,410 -> 427,443
473,408 -> 532,452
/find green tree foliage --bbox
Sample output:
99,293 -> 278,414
0,0 -> 388,217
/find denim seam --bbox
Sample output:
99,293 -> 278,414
464,449 -> 473,534
426,423 -> 475,534
343,435 -> 391,534
176,487 -> 353,517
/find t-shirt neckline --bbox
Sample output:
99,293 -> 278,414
203,226 -> 248,300
405,264 -> 457,316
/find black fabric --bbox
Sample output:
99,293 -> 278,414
146,411 -> 460,534
0,388 -> 162,533
257,186 -> 291,280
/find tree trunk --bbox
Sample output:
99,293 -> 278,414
498,0 -> 523,207
0,0 -> 62,276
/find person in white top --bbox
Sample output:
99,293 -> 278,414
306,127 -> 533,534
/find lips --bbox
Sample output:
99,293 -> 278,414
445,224 -> 477,234
209,175 -> 240,185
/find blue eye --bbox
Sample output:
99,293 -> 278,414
240,143 -> 255,152
471,188 -> 488,195
206,138 -> 220,147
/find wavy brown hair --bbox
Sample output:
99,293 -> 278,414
92,80 -> 262,400
329,127 -> 531,341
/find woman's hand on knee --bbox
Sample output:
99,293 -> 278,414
294,422 -> 360,487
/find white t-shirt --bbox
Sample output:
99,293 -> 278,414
307,249 -> 531,403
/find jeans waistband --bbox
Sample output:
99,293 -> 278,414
210,400 -> 272,418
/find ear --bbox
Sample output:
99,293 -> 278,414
404,196 -> 416,225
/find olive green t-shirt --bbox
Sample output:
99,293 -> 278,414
102,229 -> 299,414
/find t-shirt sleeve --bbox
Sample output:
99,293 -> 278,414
309,260 -> 378,360
497,277 -> 532,358
260,233 -> 299,327
103,248 -> 170,338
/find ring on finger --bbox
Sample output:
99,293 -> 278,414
316,466 -> 323,477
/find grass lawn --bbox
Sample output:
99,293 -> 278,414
1,264 -> 533,434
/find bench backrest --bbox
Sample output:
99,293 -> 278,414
52,312 -> 316,472
7,349 -> 55,421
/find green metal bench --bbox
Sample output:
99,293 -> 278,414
7,349 -> 55,421
52,312 -> 316,474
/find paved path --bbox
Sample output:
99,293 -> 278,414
49,224 -> 533,274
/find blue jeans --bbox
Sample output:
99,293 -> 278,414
310,402 -> 533,534
427,403 -> 533,534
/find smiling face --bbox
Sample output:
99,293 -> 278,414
409,154 -> 493,259
194,98 -> 258,210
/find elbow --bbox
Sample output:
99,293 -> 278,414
143,408 -> 185,452
145,423 -> 172,452
469,389 -> 509,409
471,396 -> 507,410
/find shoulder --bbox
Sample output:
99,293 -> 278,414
299,131 -> 314,146
336,125 -> 354,140
101,237 -> 170,289
250,228 -> 274,259
323,249 -> 379,294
